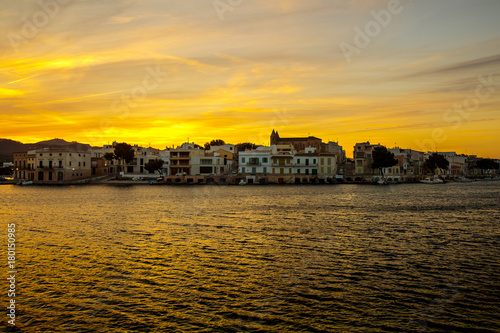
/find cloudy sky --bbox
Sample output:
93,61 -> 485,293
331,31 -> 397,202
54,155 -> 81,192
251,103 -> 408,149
1,0 -> 499,157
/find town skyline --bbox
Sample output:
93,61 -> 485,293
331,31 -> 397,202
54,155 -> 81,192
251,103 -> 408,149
2,129 -> 499,160
2,1 -> 500,158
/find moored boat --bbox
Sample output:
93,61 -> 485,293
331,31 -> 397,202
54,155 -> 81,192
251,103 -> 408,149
420,176 -> 444,184
16,179 -> 33,186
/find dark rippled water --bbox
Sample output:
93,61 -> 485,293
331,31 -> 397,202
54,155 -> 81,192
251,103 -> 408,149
2,182 -> 499,332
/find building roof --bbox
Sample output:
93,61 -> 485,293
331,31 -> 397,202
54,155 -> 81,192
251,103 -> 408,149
278,136 -> 322,141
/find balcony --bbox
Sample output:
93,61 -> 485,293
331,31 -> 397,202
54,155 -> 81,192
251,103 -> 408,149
355,152 -> 365,158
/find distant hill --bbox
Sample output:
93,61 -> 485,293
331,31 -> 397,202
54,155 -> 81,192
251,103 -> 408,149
33,138 -> 71,146
0,139 -> 26,155
0,138 -> 93,162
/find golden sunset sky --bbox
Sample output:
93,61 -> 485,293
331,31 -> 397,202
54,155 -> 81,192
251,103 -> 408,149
1,0 -> 499,157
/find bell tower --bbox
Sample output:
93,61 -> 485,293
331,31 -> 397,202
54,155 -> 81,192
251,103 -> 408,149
270,129 -> 280,145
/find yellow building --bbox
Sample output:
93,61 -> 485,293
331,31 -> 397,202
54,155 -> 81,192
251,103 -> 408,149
15,148 -> 91,182
318,153 -> 337,177
214,149 -> 234,160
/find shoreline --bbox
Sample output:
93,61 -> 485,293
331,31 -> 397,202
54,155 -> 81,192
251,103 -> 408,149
2,177 -> 499,187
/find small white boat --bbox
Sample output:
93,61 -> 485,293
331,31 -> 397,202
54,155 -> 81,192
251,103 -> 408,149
420,176 -> 444,184
239,180 -> 246,186
456,176 -> 473,183
378,178 -> 388,185
16,180 -> 33,186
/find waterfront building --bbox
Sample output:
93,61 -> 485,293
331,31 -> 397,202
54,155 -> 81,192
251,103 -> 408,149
389,148 -> 425,181
353,142 -> 382,179
14,147 -> 92,182
191,151 -> 226,176
13,150 -> 35,181
169,144 -> 227,176
89,148 -> 118,176
125,145 -> 162,175
159,150 -> 170,176
326,141 -> 346,166
318,153 -> 337,178
293,147 -> 319,176
238,146 -> 273,175
169,145 -> 198,176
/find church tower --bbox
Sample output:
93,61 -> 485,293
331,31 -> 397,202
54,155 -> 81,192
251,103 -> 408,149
270,129 -> 280,145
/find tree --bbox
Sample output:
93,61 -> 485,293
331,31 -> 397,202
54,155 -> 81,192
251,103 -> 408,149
475,158 -> 499,170
113,143 -> 135,172
371,146 -> 398,176
204,139 -> 226,150
236,142 -> 257,151
144,158 -> 165,175
104,152 -> 115,160
424,153 -> 449,175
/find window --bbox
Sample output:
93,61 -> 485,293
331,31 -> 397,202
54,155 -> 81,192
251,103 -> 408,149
39,161 -> 43,167
321,158 -> 324,164
59,153 -> 62,156
83,162 -> 86,167
357,160 -> 363,166
40,153 -> 43,156
262,157 -> 268,163
241,157 -> 246,163
242,167 -> 245,173
263,167 -> 267,173
79,162 -> 81,166
313,159 -> 316,164
200,166 -> 213,174
49,153 -> 52,156
201,159 -> 212,165
328,158 -> 331,165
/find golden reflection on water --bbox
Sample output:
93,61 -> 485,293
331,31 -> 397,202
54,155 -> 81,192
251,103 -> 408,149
1,183 -> 500,332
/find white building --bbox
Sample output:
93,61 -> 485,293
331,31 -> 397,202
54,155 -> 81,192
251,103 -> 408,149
159,150 -> 170,176
191,152 -> 226,175
169,144 -> 227,176
238,146 -> 273,174
293,147 -> 319,176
